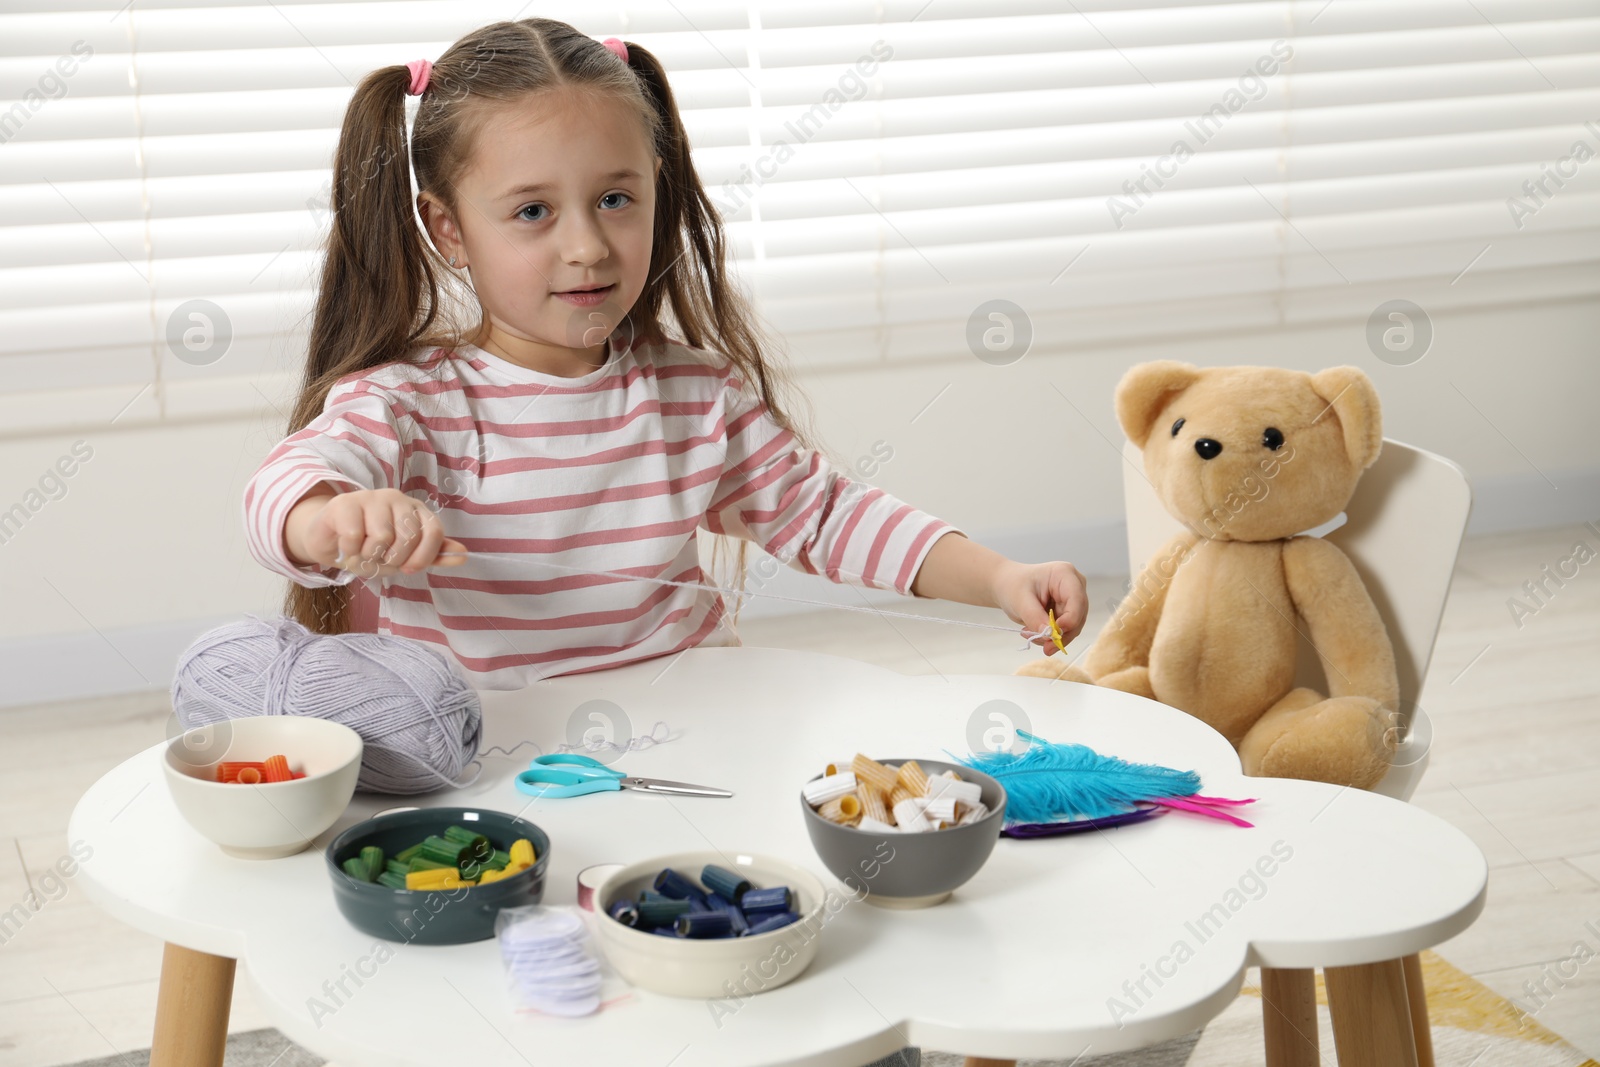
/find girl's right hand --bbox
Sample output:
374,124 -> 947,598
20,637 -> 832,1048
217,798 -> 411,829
287,486 -> 468,577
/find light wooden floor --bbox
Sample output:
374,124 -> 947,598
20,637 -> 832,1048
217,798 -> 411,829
1,523 -> 1596,1065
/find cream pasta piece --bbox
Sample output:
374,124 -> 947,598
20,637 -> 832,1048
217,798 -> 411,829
956,801 -> 989,826
851,754 -> 898,796
923,795 -> 957,824
894,760 -> 930,797
803,770 -> 857,806
924,776 -> 983,807
892,797 -> 934,833
856,785 -> 890,825
855,816 -> 899,833
818,794 -> 862,825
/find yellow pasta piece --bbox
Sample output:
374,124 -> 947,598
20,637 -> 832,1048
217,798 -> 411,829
887,783 -> 915,809
819,794 -> 862,825
856,785 -> 889,825
895,760 -> 929,797
851,754 -> 898,796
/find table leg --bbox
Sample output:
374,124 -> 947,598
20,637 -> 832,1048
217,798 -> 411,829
1324,957 -> 1419,1067
1260,966 -> 1319,1067
151,942 -> 235,1067
1402,952 -> 1435,1067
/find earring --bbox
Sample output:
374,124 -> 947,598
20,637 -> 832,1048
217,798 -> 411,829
448,255 -> 457,267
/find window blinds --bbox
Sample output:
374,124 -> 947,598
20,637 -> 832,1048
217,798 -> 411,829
1,0 -> 1596,435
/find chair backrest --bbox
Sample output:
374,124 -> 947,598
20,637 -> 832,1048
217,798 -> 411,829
1120,437 -> 1472,797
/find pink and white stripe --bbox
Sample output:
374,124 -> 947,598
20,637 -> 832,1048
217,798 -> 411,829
243,335 -> 962,689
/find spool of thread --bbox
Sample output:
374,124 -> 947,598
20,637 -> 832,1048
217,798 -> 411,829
170,613 -> 483,795
577,864 -> 625,912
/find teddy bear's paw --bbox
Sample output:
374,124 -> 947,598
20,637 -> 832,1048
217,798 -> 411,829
1094,665 -> 1155,700
1014,657 -> 1089,682
1239,694 -> 1394,790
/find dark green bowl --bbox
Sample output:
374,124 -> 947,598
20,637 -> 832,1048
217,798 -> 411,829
325,806 -> 550,945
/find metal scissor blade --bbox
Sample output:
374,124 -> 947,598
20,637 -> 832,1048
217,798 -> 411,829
620,776 -> 733,798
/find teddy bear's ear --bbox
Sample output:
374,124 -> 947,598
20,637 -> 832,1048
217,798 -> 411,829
1115,361 -> 1201,448
1309,365 -> 1383,471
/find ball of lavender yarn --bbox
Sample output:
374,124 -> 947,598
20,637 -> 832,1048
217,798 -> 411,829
171,613 -> 483,795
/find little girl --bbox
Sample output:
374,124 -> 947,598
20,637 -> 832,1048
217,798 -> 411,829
244,17 -> 1087,689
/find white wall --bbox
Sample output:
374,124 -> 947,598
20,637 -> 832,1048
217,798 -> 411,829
1,295 -> 1596,708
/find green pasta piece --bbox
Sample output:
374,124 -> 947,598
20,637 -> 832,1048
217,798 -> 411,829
342,856 -> 375,882
359,846 -> 384,881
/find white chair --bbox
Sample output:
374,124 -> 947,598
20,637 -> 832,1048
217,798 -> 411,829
1119,435 -> 1472,1067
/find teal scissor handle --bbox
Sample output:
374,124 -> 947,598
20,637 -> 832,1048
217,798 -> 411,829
515,753 -> 626,798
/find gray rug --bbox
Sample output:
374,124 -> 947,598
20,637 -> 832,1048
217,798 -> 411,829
60,1028 -> 1204,1066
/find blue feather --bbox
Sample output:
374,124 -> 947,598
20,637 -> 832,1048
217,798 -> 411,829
950,730 -> 1201,823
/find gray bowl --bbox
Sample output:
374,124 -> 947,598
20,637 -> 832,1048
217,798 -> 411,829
325,806 -> 550,944
800,759 -> 1006,908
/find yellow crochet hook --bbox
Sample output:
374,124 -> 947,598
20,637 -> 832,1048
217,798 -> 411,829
1046,608 -> 1066,653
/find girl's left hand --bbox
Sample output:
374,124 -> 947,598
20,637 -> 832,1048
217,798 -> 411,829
993,561 -> 1088,655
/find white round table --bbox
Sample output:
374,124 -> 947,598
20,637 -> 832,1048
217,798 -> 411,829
70,646 -> 1486,1067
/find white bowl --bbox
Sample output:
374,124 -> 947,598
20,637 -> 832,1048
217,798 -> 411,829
592,850 -> 829,998
162,716 -> 363,859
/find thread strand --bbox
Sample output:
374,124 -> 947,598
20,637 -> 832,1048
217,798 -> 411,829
339,550 -> 1054,643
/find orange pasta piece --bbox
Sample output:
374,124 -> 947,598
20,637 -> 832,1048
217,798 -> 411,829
216,761 -> 266,783
262,754 -> 292,783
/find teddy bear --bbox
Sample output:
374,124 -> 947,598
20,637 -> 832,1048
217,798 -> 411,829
1017,361 -> 1400,790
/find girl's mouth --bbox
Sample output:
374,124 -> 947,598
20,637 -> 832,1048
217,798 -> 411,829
555,283 -> 616,307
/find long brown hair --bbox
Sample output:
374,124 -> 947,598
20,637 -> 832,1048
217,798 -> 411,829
283,18 -> 826,636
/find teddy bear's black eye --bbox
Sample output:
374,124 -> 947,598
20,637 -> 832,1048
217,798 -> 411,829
1262,427 -> 1284,451
1170,417 -> 1185,437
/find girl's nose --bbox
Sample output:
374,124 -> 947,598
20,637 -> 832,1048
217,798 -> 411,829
561,213 -> 610,265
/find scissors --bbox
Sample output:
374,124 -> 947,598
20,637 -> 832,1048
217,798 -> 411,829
514,753 -> 733,799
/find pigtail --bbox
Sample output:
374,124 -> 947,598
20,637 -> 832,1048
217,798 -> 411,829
621,42 -> 831,636
284,64 -> 445,634
623,41 -> 822,451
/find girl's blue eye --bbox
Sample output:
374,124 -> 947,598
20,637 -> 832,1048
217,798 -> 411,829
516,193 -> 629,221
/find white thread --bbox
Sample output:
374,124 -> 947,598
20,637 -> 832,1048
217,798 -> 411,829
478,720 -> 677,764
346,550 -> 1056,644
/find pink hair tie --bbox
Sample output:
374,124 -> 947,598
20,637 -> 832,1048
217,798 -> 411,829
601,37 -> 628,63
405,58 -> 432,96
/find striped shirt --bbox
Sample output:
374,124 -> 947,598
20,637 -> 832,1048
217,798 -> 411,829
243,333 -> 963,689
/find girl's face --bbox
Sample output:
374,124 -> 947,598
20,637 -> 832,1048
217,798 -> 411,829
422,89 -> 661,374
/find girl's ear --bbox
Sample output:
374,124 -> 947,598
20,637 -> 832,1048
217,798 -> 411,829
417,191 -> 465,266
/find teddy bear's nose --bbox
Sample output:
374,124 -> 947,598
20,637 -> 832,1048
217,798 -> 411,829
1194,438 -> 1223,460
